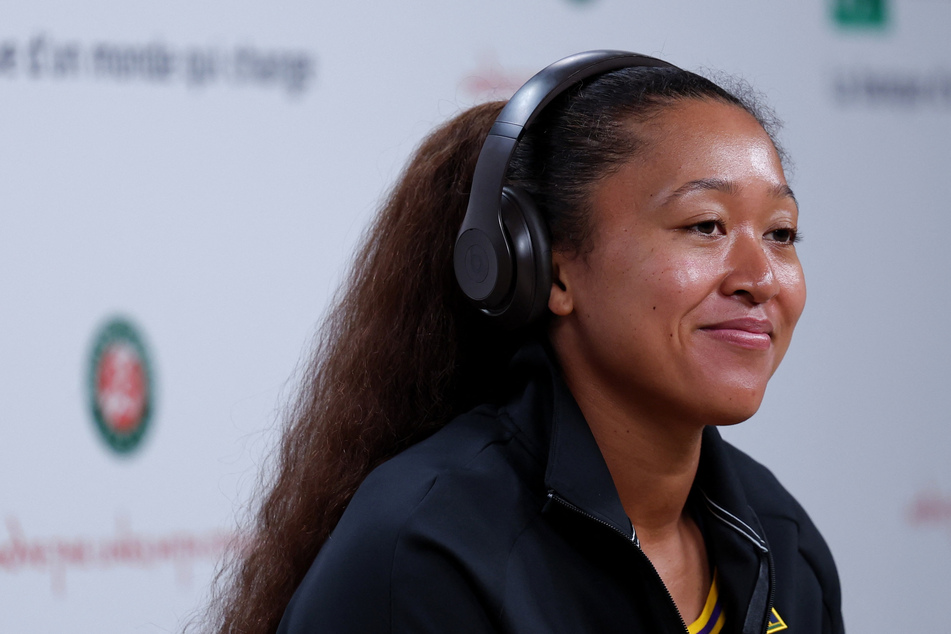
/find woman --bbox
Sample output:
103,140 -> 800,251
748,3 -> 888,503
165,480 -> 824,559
206,52 -> 843,634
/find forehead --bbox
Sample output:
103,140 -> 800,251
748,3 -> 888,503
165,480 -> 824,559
630,99 -> 784,179
586,100 -> 792,231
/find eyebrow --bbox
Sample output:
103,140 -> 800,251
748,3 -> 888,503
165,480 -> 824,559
665,178 -> 798,206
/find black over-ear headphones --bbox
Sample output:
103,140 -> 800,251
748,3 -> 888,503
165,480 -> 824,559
453,50 -> 676,329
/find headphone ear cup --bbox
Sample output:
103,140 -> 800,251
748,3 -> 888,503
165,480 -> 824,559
495,186 -> 552,329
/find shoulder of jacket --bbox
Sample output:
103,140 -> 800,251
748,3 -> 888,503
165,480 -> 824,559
336,404 -> 538,545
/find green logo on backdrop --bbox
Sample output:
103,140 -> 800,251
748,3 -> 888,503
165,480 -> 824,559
87,317 -> 154,455
833,0 -> 888,28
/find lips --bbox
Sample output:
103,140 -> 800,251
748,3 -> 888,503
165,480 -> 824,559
698,318 -> 773,351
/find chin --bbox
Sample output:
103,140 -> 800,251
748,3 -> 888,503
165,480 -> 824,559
697,384 -> 768,427
707,411 -> 758,427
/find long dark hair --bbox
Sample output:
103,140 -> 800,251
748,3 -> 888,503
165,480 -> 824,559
200,65 -> 782,634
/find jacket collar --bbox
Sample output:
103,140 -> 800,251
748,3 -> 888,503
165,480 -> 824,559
544,362 -> 636,540
508,341 -> 634,540
696,427 -> 769,552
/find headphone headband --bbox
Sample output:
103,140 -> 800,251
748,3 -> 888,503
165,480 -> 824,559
453,50 -> 677,327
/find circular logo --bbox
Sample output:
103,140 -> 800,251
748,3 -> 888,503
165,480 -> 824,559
466,244 -> 489,282
87,318 -> 154,454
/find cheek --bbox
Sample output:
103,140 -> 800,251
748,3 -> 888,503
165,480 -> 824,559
640,252 -> 722,308
670,255 -> 716,291
589,237 -> 724,324
777,259 -> 807,323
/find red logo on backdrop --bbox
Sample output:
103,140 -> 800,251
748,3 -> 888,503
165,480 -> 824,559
460,53 -> 530,100
87,317 -> 154,454
97,342 -> 147,431
908,488 -> 951,531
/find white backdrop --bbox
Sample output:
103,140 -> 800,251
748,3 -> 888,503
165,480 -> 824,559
2,0 -> 949,631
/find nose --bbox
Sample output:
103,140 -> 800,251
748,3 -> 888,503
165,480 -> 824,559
720,232 -> 780,304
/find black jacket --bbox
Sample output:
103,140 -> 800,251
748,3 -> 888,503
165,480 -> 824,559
278,343 -> 843,633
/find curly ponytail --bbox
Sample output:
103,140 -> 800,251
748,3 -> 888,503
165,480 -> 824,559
202,101 -> 529,634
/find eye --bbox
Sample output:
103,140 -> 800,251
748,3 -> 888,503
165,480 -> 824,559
690,220 -> 723,236
767,227 -> 800,244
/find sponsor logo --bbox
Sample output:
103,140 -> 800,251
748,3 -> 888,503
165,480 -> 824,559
0,32 -> 315,95
0,516 -> 233,595
767,607 -> 788,632
832,0 -> 888,28
834,68 -> 951,108
87,317 -> 154,455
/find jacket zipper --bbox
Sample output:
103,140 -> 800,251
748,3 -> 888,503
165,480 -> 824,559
764,541 -> 776,634
547,491 -> 690,634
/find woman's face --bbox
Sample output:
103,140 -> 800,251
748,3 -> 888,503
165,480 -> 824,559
549,99 -> 806,427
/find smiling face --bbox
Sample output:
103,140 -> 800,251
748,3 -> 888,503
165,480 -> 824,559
548,98 -> 806,428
